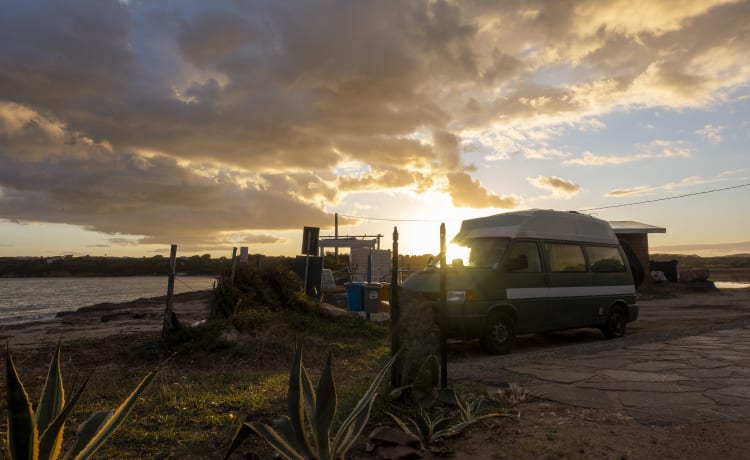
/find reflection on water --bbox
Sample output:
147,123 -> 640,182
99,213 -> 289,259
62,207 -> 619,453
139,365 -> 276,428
715,281 -> 750,289
0,276 -> 217,325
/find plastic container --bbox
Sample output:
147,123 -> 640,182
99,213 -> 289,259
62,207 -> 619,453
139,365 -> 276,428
363,283 -> 382,314
345,282 -> 364,311
379,282 -> 390,301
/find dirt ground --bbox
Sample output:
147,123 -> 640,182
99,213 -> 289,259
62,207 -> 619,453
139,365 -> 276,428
3,285 -> 750,458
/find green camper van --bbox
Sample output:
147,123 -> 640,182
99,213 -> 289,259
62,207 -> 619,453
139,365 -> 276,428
402,209 -> 639,354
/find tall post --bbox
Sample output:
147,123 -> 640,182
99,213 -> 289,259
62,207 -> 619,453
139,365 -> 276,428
303,238 -> 311,297
390,226 -> 400,388
161,244 -> 177,340
334,213 -> 339,260
230,247 -> 238,288
439,223 -> 448,389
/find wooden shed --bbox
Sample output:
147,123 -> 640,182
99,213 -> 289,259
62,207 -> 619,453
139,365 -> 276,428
608,221 -> 666,273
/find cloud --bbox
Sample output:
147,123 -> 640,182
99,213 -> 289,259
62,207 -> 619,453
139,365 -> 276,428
696,124 -> 726,142
0,149 -> 336,244
528,175 -> 581,199
1,0 -> 749,252
565,140 -> 692,166
605,176 -> 708,197
445,172 -> 521,209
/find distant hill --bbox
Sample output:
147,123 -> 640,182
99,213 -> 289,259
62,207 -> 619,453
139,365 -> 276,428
0,255 -> 230,277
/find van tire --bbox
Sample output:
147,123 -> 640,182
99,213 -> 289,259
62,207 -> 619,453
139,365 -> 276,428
601,305 -> 626,339
480,312 -> 515,354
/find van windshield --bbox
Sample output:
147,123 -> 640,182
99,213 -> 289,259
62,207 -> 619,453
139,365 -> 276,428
465,237 -> 510,267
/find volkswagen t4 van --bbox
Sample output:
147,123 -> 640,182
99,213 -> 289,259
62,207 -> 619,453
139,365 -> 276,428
402,209 -> 639,354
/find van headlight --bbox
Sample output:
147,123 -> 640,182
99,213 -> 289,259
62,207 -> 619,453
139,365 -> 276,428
447,290 -> 476,302
447,291 -> 464,302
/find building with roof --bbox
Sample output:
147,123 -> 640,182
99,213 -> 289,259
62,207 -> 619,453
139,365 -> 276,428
609,221 -> 667,274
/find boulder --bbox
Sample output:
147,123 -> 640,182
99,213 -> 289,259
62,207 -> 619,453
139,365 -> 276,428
680,268 -> 710,283
366,426 -> 424,459
650,270 -> 668,283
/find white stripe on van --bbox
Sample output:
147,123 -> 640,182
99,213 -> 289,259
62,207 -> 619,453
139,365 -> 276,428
507,285 -> 635,300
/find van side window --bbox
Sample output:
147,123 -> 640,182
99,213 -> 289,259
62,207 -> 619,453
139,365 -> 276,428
546,243 -> 586,272
586,246 -> 626,272
503,242 -> 541,273
468,237 -> 510,267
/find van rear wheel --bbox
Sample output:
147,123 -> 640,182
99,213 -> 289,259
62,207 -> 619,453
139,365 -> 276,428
480,312 -> 515,354
601,305 -> 626,339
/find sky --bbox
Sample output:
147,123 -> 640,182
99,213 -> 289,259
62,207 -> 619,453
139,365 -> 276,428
0,0 -> 749,259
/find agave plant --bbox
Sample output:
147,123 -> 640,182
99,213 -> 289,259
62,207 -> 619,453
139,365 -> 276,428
5,342 -> 159,460
386,389 -> 518,447
454,391 -> 518,424
225,344 -> 398,460
386,406 -> 465,445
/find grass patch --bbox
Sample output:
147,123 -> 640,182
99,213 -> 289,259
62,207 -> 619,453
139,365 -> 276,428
2,303 -> 392,459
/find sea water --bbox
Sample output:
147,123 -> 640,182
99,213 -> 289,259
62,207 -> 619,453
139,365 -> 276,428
0,276 -> 217,325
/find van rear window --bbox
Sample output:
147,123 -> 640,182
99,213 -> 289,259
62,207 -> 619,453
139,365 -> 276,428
546,243 -> 586,272
586,246 -> 626,272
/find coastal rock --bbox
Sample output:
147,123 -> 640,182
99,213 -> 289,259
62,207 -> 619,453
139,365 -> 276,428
680,268 -> 710,283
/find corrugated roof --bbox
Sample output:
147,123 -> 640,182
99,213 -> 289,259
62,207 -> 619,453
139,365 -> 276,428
608,221 -> 666,234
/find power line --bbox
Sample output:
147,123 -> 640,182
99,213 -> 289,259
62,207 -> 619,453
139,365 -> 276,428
578,182 -> 750,212
336,182 -> 750,222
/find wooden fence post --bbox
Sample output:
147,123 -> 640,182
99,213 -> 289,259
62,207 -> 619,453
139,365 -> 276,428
229,247 -> 238,288
390,226 -> 400,388
161,244 -> 177,341
439,223 -> 448,389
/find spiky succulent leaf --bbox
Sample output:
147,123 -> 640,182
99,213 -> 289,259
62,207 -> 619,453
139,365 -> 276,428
313,352 -> 336,457
412,355 -> 439,409
35,342 -> 64,436
63,410 -> 111,460
332,352 -> 398,457
300,366 -> 317,444
39,374 -> 91,460
384,411 -> 415,438
273,416 -> 307,454
5,349 -> 38,460
224,423 -> 252,460
431,412 -> 456,433
431,422 -> 469,442
413,408 -> 432,441
248,422 -> 305,460
287,344 -> 314,458
65,367 -> 157,460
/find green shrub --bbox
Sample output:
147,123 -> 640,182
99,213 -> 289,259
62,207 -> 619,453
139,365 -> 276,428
211,266 -> 317,320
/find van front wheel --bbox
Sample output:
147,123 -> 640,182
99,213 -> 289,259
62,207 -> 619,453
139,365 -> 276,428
601,305 -> 626,339
480,312 -> 515,354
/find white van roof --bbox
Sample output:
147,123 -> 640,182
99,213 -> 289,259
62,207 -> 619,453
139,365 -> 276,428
452,209 -> 619,245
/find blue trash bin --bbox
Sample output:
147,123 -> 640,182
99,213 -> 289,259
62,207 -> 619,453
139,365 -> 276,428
345,282 -> 364,311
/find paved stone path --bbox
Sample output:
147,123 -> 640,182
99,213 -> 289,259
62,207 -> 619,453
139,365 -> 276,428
451,325 -> 750,424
